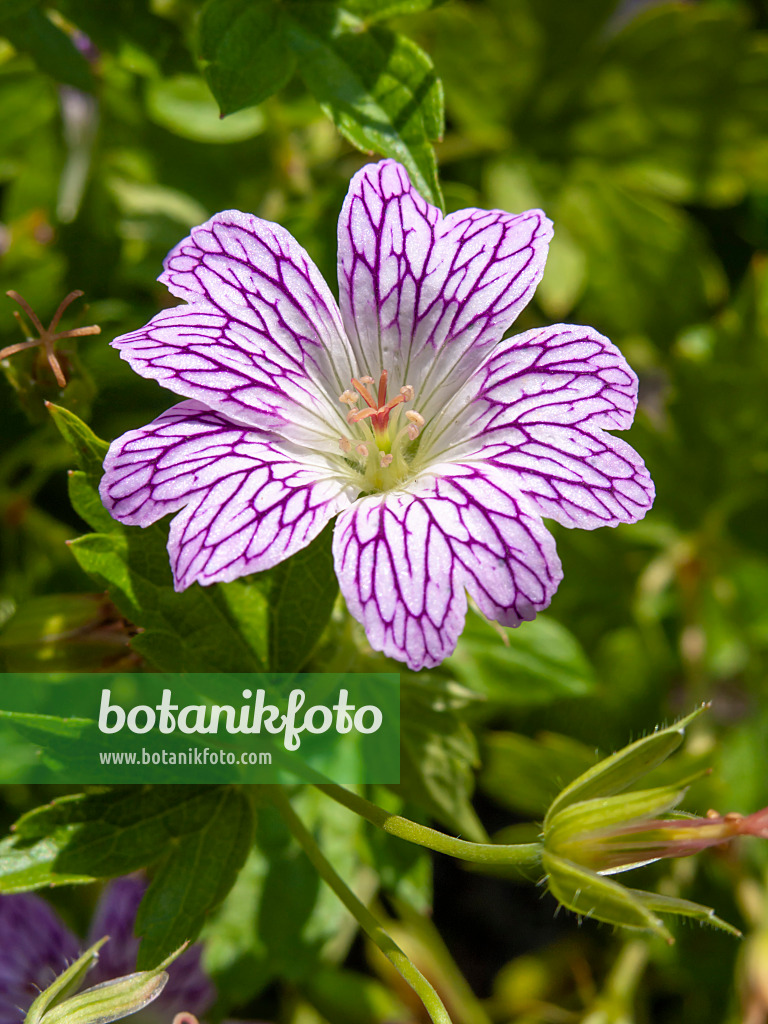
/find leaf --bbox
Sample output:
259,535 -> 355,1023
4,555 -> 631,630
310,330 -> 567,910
8,786 -> 238,883
266,520 -> 338,671
135,786 -> 254,968
445,610 -> 597,711
1,9 -> 95,92
286,4 -> 444,208
46,403 -> 108,479
25,939 -> 107,1024
397,677 -> 485,841
0,833 -> 96,893
197,0 -> 295,116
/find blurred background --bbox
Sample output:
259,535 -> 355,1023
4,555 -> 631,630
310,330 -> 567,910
1,1 -> 768,1022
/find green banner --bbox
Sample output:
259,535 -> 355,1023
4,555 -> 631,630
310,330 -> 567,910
0,673 -> 399,784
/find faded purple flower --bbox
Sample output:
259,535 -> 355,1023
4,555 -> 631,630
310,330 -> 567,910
0,878 -> 213,1024
100,160 -> 654,670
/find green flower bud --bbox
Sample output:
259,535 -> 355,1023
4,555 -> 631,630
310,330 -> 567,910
24,938 -> 187,1024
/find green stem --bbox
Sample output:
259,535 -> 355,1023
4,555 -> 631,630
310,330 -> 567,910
317,784 -> 543,873
271,786 -> 453,1024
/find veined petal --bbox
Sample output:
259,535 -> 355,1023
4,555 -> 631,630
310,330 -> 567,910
332,463 -> 562,671
337,160 -> 552,418
423,324 -> 654,529
100,401 -> 355,591
113,210 -> 356,446
479,324 -> 639,432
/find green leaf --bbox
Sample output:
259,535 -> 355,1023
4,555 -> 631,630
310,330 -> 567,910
46,403 -> 109,480
0,833 -> 95,893
397,677 -> 485,840
286,5 -> 444,208
8,786 -> 238,883
1,9 -> 95,92
266,520 -> 338,671
135,786 -> 254,968
445,610 -> 597,710
197,0 -> 295,116
544,706 -> 707,828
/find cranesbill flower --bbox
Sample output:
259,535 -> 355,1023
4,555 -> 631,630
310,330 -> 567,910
100,160 -> 654,670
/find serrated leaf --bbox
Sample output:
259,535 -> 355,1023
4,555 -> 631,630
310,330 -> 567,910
7,786 -> 237,884
197,0 -> 295,115
631,889 -> 741,938
286,6 -> 443,207
135,787 -> 254,968
265,520 -> 338,671
1,9 -> 95,92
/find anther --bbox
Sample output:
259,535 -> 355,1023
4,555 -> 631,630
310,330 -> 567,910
407,424 -> 421,440
359,375 -> 374,385
406,411 -> 425,427
339,390 -> 358,406
355,443 -> 369,459
380,453 -> 393,468
339,437 -> 352,453
400,385 -> 414,402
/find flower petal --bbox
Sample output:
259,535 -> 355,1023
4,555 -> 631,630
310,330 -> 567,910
86,878 -> 214,1019
337,160 -> 552,417
0,894 -> 80,1024
332,463 -> 562,670
100,401 -> 355,590
113,210 -> 355,446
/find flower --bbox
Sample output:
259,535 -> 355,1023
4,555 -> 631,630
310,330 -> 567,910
0,878 -> 213,1024
99,160 -> 654,670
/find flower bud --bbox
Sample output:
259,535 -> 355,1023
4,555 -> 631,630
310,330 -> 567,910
24,938 -> 187,1024
541,705 -> 753,941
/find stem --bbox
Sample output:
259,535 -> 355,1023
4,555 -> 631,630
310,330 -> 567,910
318,784 -> 543,873
271,786 -> 453,1024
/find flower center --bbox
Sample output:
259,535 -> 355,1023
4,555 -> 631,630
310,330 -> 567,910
337,370 -> 424,492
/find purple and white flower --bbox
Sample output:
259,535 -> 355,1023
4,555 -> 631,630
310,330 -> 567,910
0,878 -> 214,1024
100,160 -> 654,670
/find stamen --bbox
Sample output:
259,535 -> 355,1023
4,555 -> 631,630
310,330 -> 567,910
359,375 -> 374,385
348,407 -> 376,424
355,443 -> 369,459
339,389 -> 358,406
351,377 -> 377,408
339,437 -> 352,453
380,453 -> 393,468
400,385 -> 414,402
408,423 -> 421,440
